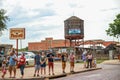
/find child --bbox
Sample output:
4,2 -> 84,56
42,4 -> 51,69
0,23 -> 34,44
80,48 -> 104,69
69,52 -> 75,73
93,58 -> 97,68
1,60 -> 7,79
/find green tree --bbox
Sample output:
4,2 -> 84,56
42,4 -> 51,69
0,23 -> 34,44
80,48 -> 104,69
0,9 -> 9,36
18,47 -> 28,51
106,14 -> 120,42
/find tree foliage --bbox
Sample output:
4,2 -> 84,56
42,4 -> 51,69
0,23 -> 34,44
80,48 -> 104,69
0,9 -> 9,35
18,47 -> 28,51
106,14 -> 120,39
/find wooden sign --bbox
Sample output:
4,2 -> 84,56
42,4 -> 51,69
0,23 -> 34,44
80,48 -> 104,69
10,28 -> 25,39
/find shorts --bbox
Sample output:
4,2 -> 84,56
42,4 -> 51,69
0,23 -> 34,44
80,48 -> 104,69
2,69 -> 7,74
48,62 -> 54,69
62,61 -> 66,69
9,65 -> 16,72
35,65 -> 40,70
70,62 -> 74,67
82,59 -> 86,62
41,63 -> 46,67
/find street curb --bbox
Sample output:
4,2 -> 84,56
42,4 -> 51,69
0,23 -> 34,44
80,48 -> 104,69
48,67 -> 102,79
48,73 -> 67,79
1,77 -> 47,80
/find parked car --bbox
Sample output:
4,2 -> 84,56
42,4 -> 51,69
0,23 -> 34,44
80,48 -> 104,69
25,55 -> 34,65
24,52 -> 35,58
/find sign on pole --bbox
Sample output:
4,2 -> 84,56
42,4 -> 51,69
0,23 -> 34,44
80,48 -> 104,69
9,28 -> 25,56
10,28 -> 25,39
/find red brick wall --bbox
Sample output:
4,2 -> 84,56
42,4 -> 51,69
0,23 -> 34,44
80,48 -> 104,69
28,38 -> 70,51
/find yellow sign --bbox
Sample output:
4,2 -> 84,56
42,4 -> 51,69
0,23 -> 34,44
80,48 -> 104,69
10,28 -> 25,39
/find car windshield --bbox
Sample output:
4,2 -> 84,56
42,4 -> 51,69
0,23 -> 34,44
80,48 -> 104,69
25,55 -> 30,59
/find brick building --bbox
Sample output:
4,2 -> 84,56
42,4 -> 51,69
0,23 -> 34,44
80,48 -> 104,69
28,37 -> 117,51
28,38 -> 70,51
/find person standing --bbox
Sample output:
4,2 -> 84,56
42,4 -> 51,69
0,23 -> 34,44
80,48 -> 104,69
86,51 -> 93,68
47,51 -> 55,75
8,48 -> 17,78
18,53 -> 26,78
61,53 -> 67,73
69,52 -> 75,72
34,52 -> 41,77
40,52 -> 47,77
82,50 -> 87,68
92,58 -> 97,68
1,60 -> 7,79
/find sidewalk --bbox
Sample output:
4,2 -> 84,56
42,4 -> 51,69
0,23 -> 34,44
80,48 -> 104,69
102,59 -> 120,65
0,62 -> 102,80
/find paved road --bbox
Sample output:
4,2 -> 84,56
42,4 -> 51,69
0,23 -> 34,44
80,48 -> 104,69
55,64 -> 120,80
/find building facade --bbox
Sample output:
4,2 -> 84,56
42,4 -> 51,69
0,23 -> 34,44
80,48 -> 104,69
28,37 -> 116,51
28,38 -> 70,51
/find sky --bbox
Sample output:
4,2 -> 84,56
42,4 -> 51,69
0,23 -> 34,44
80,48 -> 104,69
0,0 -> 120,49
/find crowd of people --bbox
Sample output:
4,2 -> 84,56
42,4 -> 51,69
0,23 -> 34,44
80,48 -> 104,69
81,50 -> 97,69
0,48 -> 97,79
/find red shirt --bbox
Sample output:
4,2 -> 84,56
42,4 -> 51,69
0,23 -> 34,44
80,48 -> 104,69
19,56 -> 26,65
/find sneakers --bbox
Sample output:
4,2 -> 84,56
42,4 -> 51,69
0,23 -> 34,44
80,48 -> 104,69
33,74 -> 36,77
63,71 -> 66,73
52,73 -> 55,75
70,70 -> 74,73
49,73 -> 55,75
34,74 -> 40,77
37,74 -> 39,77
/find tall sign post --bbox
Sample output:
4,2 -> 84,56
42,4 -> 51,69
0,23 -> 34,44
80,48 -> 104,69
9,28 -> 25,56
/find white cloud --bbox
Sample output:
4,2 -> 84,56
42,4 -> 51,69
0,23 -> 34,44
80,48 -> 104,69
0,0 -> 120,48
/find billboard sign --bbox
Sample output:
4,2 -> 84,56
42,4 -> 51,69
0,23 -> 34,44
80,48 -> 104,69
10,28 -> 25,39
69,29 -> 81,34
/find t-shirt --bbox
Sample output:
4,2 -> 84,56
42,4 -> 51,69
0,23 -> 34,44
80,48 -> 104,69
69,54 -> 75,62
2,63 -> 6,69
47,53 -> 54,62
34,54 -> 41,65
61,55 -> 67,62
87,54 -> 93,59
19,56 -> 26,65
82,53 -> 86,61
9,54 -> 17,66
41,56 -> 46,63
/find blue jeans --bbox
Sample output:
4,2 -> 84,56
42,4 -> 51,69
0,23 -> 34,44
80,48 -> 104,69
20,65 -> 25,75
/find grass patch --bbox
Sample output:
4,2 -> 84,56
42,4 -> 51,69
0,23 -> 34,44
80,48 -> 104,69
76,59 -> 108,64
96,59 -> 108,64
